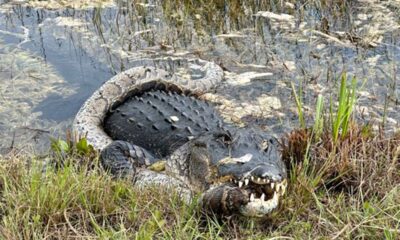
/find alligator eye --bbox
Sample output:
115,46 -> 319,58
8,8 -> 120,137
214,132 -> 232,145
261,140 -> 269,151
262,138 -> 279,151
261,138 -> 278,150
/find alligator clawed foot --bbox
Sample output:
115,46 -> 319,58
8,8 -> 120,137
100,140 -> 157,178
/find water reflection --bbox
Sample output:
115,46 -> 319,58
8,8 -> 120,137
0,0 -> 398,153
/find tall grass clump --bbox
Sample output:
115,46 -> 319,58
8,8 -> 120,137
285,72 -> 400,195
285,72 -> 365,184
287,72 -> 360,178
280,71 -> 400,238
291,72 -> 361,142
330,72 -> 358,143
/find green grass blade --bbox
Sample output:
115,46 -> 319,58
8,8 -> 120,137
333,72 -> 347,142
313,94 -> 324,140
341,76 -> 357,138
291,81 -> 305,129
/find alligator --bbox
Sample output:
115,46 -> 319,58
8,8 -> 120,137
73,58 -> 287,217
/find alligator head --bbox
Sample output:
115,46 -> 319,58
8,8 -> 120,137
182,127 -> 287,217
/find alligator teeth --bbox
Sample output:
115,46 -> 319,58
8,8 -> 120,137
281,182 -> 287,195
244,179 -> 249,186
273,191 -> 278,201
251,177 -> 270,185
238,179 -> 288,217
238,181 -> 243,188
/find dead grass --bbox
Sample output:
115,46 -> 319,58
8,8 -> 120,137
275,124 -> 400,238
281,124 -> 400,198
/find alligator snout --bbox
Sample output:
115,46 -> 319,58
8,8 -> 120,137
188,127 -> 288,217
217,159 -> 287,183
247,163 -> 286,183
226,163 -> 288,217
213,146 -> 287,217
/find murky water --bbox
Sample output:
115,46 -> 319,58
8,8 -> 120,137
0,0 -> 399,154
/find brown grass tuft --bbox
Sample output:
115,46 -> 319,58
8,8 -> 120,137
282,124 -> 400,198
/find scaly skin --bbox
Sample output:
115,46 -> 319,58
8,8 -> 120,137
74,57 -> 287,217
73,58 -> 223,150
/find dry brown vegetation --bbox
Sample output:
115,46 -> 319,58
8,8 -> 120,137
282,124 -> 400,198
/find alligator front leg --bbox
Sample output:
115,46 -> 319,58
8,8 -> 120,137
100,140 -> 158,178
100,140 -> 193,201
134,169 -> 193,203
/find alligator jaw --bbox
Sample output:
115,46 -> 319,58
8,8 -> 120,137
230,177 -> 287,217
240,191 -> 279,217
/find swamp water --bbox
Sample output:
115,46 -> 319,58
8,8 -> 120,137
0,0 -> 398,154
